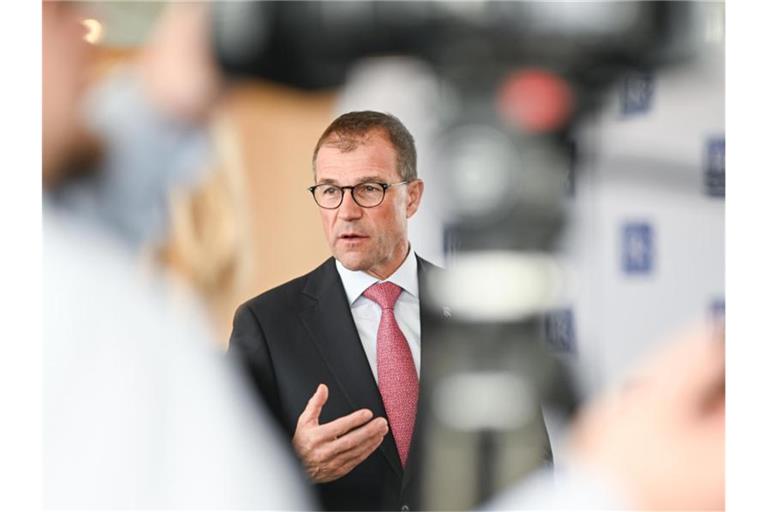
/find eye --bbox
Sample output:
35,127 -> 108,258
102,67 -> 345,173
359,184 -> 380,193
321,186 -> 340,195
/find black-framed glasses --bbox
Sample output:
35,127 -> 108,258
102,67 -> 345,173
308,181 -> 410,209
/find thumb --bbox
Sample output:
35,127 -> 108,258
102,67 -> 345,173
299,384 -> 328,427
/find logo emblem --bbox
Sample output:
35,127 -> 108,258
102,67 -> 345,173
710,297 -> 725,325
705,137 -> 725,198
544,308 -> 576,354
620,71 -> 654,116
622,221 -> 654,275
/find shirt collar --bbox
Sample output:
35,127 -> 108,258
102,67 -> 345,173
335,246 -> 419,305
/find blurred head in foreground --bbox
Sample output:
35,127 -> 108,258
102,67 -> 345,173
42,1 -> 92,184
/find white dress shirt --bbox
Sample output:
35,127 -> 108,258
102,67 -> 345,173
335,248 -> 421,383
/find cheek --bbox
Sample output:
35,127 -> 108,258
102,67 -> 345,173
391,198 -> 409,227
377,207 -> 406,241
319,212 -> 335,240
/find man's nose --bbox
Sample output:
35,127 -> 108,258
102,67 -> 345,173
338,190 -> 363,220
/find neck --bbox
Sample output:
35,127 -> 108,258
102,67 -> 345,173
366,242 -> 410,280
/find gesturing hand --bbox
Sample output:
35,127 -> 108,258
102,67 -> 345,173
292,384 -> 389,483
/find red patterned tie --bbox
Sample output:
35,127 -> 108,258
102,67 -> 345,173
363,281 -> 419,467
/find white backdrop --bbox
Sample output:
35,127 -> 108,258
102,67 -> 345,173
558,25 -> 725,393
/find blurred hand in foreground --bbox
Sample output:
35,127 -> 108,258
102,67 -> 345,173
568,325 -> 724,510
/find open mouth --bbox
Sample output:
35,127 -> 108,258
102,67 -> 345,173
339,234 -> 368,241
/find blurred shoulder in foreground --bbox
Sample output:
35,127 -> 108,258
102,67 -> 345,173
43,208 -> 312,508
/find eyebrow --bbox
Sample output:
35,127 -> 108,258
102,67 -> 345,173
316,176 -> 385,186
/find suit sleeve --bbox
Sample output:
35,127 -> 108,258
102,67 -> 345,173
228,303 -> 290,436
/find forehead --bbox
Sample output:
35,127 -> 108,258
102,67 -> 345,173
315,131 -> 399,182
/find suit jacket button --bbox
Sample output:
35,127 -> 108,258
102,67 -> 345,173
401,506 -> 410,512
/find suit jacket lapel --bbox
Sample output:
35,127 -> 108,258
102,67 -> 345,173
298,258 -> 402,478
402,256 -> 444,491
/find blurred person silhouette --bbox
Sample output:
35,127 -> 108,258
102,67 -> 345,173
485,324 -> 724,510
42,1 -> 310,507
155,115 -> 255,344
48,1 -> 222,252
51,1 -> 255,344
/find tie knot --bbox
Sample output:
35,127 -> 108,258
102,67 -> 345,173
363,281 -> 403,310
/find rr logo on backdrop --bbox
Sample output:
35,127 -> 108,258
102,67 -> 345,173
705,136 -> 725,198
710,297 -> 725,325
544,308 -> 577,354
622,221 -> 654,275
620,71 -> 655,117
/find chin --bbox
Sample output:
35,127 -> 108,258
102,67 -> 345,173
335,252 -> 371,272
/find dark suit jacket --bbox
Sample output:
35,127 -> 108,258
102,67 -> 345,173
229,256 -> 550,511
230,256 -> 441,511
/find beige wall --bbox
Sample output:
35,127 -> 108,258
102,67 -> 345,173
215,82 -> 336,341
87,50 -> 336,344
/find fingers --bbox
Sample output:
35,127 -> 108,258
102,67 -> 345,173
324,417 -> 389,458
332,429 -> 389,477
312,420 -> 389,482
316,408 -> 375,442
297,384 -> 329,428
292,384 -> 392,483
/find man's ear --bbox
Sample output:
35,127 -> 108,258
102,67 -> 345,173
405,179 -> 424,218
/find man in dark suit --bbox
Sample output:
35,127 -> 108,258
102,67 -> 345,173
230,111 -> 436,510
230,111 -> 549,510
